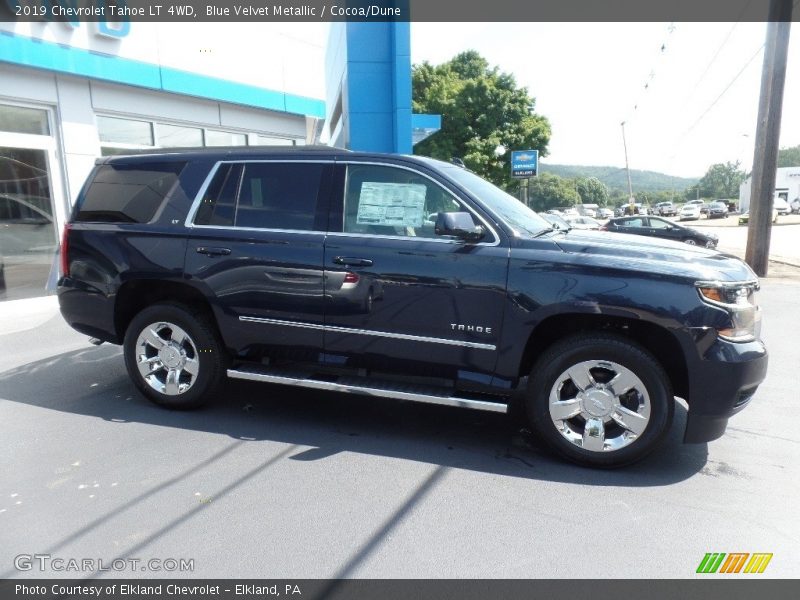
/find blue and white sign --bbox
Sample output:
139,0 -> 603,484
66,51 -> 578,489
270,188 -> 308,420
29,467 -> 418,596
511,150 -> 539,178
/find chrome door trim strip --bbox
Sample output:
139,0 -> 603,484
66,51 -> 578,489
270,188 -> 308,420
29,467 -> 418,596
238,316 -> 497,351
226,369 -> 508,414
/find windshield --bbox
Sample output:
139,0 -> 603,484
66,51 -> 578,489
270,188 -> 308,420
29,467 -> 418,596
543,213 -> 570,230
441,165 -> 551,237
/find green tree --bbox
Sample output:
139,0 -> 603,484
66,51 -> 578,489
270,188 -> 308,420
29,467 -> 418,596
412,51 -> 551,189
697,161 -> 746,199
777,144 -> 800,168
527,173 -> 580,211
575,176 -> 610,206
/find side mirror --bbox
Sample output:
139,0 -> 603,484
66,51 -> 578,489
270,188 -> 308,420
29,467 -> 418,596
435,212 -> 485,243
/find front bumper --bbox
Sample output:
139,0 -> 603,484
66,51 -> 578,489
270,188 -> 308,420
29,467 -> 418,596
684,337 -> 768,443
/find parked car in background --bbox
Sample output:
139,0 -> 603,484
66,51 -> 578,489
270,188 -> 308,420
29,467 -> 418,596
563,207 -> 579,217
739,209 -> 778,225
565,215 -> 601,230
707,201 -> 728,219
679,204 -> 701,221
655,201 -> 676,217
603,215 -> 718,247
773,197 -> 790,216
598,207 -> 614,219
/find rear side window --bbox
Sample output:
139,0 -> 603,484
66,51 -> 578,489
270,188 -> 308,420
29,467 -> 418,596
193,162 -> 325,231
76,162 -> 185,223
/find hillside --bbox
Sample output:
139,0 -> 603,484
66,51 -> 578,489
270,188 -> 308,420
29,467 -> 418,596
539,163 -> 699,194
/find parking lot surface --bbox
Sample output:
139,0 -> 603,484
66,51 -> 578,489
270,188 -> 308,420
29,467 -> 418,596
1,275 -> 798,579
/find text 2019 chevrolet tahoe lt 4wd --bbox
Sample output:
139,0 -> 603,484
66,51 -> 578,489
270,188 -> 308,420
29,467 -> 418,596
57,147 -> 768,467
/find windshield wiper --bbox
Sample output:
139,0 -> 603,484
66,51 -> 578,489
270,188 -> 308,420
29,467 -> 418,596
532,227 -> 559,238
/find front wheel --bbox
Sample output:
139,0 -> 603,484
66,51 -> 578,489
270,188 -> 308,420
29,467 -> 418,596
526,334 -> 674,468
123,303 -> 225,409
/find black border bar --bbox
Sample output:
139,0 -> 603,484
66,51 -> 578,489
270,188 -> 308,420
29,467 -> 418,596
2,580 -> 800,600
1,0 -> 798,23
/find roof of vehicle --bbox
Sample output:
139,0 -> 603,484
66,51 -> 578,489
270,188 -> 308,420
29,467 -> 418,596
96,146 -> 459,174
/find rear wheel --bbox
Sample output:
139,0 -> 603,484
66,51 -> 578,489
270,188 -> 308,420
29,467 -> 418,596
123,303 -> 224,409
526,334 -> 674,468
683,238 -> 697,245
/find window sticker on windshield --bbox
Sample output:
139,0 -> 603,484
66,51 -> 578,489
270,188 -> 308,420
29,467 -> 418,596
356,182 -> 426,227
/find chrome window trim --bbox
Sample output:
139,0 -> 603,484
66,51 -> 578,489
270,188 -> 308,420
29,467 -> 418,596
339,161 -> 501,247
325,231 -> 472,245
184,158 -> 502,246
184,159 -> 336,229
185,160 -> 222,228
239,316 -> 497,351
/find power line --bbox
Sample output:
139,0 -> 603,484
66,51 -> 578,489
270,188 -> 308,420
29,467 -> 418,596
621,23 -> 677,124
681,44 -> 764,141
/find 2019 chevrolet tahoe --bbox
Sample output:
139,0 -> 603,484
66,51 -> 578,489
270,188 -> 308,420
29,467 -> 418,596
57,147 -> 768,467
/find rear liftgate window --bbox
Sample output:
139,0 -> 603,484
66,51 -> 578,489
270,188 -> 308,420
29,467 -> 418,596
76,162 -> 186,223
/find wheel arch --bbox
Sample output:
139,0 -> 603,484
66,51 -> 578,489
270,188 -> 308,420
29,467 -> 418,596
517,313 -> 690,402
114,279 -> 219,343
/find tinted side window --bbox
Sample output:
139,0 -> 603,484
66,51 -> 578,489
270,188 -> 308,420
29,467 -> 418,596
76,162 -> 185,223
343,164 -> 462,238
622,217 -> 646,228
194,164 -> 242,227
235,163 -> 324,230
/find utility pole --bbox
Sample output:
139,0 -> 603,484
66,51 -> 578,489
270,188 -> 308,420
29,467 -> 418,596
621,121 -> 635,212
745,0 -> 793,276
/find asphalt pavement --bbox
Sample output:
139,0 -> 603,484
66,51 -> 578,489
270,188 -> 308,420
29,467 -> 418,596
1,276 -> 799,579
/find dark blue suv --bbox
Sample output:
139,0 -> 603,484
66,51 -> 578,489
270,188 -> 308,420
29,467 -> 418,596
57,147 -> 768,467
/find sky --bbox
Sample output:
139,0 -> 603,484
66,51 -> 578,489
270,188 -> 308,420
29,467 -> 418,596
410,22 -> 800,178
7,20 -> 795,180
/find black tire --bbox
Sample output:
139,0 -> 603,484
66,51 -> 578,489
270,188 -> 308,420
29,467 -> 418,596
683,238 -> 697,245
123,303 -> 225,409
363,287 -> 374,313
526,333 -> 674,468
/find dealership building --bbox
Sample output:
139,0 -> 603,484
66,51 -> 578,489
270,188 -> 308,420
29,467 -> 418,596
1,19 -> 434,301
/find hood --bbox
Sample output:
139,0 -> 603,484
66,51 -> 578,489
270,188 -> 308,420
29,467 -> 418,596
527,230 -> 757,283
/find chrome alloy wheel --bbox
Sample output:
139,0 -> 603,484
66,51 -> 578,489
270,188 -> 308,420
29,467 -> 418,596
135,321 -> 200,396
548,360 -> 651,452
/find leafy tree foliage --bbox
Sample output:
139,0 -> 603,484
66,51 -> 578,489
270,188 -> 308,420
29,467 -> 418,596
777,144 -> 800,168
695,161 -> 746,199
412,51 -> 551,189
527,173 -> 580,211
575,177 -> 610,206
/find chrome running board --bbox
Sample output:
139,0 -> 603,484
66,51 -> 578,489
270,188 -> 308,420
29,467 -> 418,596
226,366 -> 507,414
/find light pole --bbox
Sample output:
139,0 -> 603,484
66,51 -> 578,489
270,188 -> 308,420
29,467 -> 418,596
621,121 -> 635,211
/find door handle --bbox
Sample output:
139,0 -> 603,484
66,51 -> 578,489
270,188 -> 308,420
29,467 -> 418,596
333,256 -> 373,267
196,246 -> 231,256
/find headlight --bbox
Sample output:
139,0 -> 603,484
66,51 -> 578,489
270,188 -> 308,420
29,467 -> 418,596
696,281 -> 761,342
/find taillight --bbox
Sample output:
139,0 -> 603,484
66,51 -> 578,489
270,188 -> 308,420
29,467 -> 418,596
342,272 -> 359,289
60,223 -> 72,278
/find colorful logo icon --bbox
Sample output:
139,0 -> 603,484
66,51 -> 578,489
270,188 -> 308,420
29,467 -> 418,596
696,553 -> 773,574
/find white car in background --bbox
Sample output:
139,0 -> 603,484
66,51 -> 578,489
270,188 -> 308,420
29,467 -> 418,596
565,215 -> 602,230
773,197 -> 790,216
679,204 -> 701,221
